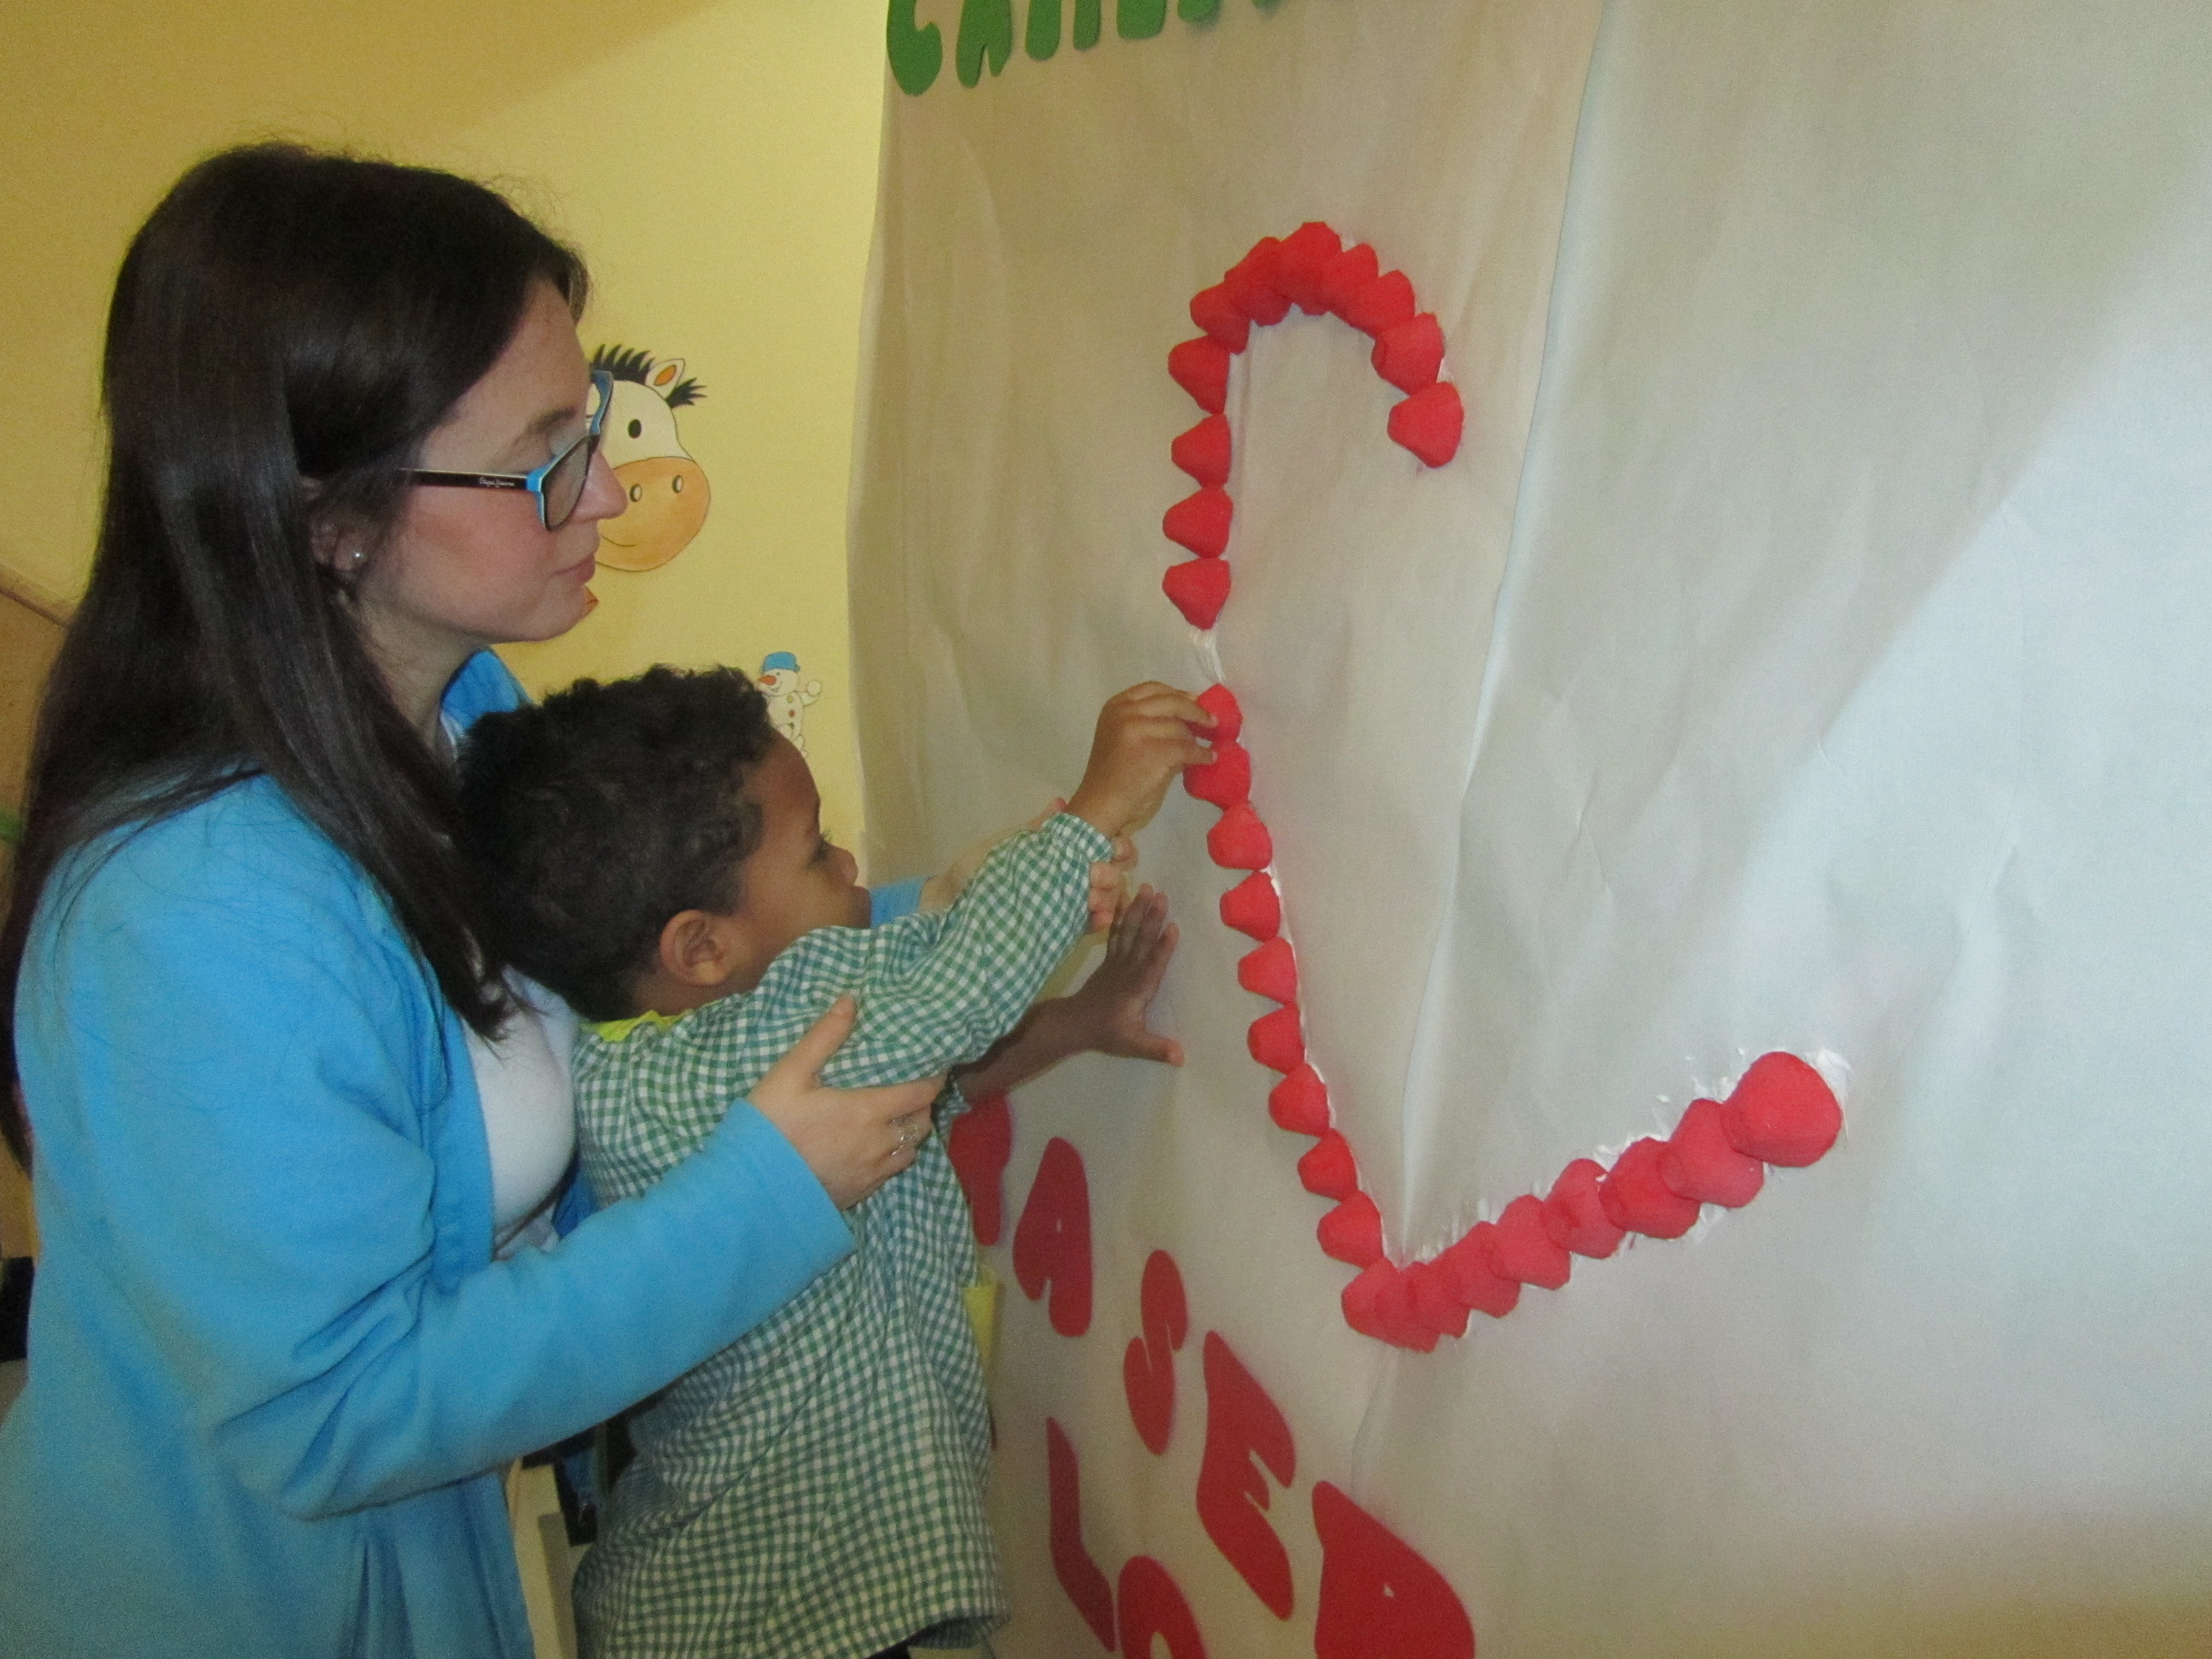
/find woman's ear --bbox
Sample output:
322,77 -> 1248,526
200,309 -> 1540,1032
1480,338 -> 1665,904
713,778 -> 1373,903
305,494 -> 371,577
657,908 -> 745,990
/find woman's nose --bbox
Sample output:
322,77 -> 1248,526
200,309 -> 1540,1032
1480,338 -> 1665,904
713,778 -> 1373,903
571,446 -> 627,527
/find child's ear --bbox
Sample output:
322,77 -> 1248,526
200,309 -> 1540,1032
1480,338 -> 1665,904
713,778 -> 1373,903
657,909 -> 746,989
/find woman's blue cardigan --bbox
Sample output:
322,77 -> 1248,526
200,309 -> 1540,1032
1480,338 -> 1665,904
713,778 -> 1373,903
0,655 -> 854,1657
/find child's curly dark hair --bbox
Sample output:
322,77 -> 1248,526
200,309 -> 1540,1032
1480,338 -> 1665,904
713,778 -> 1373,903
457,666 -> 777,1022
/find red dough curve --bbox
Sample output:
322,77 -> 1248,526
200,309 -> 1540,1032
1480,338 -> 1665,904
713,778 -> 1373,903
1161,225 -> 1845,1349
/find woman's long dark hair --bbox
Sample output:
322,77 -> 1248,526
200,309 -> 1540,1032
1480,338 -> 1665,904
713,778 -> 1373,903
0,144 -> 590,1165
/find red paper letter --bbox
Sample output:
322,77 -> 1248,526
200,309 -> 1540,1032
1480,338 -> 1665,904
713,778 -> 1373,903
1118,1554 -> 1208,1658
945,1092 -> 1013,1245
1312,1481 -> 1475,1659
1013,1137 -> 1093,1336
1196,1331 -> 1296,1618
1046,1417 -> 1117,1650
1124,1249 -> 1189,1454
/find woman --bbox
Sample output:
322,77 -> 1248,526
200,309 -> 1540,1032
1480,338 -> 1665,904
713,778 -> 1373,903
0,144 -> 939,1658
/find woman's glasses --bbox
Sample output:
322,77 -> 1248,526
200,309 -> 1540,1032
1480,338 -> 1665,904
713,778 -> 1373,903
401,369 -> 614,530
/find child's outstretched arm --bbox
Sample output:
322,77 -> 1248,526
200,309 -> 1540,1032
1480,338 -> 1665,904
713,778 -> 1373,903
954,885 -> 1184,1102
920,799 -> 1136,932
781,685 -> 1208,1090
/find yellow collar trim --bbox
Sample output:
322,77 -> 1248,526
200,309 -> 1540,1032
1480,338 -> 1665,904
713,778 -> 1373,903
586,1008 -> 685,1044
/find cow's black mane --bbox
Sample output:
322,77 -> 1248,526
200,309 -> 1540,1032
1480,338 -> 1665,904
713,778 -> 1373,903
590,343 -> 705,408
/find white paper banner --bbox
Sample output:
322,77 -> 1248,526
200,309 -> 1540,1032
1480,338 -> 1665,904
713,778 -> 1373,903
853,3 -> 2212,1653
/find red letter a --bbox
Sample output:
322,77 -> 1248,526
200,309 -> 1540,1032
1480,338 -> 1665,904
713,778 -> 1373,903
1013,1136 -> 1093,1335
1312,1481 -> 1475,1659
1118,1554 -> 1208,1658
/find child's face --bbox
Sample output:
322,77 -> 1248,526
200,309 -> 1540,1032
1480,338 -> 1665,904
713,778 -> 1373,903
731,735 -> 870,958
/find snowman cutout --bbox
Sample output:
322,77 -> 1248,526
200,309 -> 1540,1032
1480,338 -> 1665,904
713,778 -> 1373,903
758,652 -> 823,754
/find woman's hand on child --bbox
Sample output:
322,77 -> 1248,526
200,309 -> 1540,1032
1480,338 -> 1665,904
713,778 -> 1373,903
1065,885 -> 1185,1066
753,996 -> 944,1208
1064,683 -> 1215,838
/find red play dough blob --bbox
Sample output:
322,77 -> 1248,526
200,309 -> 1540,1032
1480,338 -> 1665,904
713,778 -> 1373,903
944,1091 -> 1012,1246
1219,870 -> 1280,940
1123,1249 -> 1188,1456
1168,335 -> 1231,413
1342,1263 -> 1438,1352
1275,220 -> 1344,314
1163,486 -> 1233,558
1542,1157 -> 1626,1258
1402,1260 -> 1471,1339
1207,802 -> 1274,870
1189,282 -> 1251,352
1267,1063 -> 1330,1135
1318,1191 -> 1385,1268
1247,1004 -> 1305,1074
1185,737 -> 1252,810
1237,936 -> 1299,1004
1371,313 -> 1446,393
1342,268 -> 1417,336
1196,681 -> 1243,742
1320,242 -> 1381,318
1312,1482 -> 1476,1659
1599,1138 -> 1703,1240
1436,1223 -> 1521,1318
1163,558 -> 1231,629
1225,236 -> 1292,324
1388,381 -> 1464,469
1298,1129 -> 1359,1200
1173,413 -> 1232,487
1661,1097 -> 1767,1208
1721,1051 -> 1843,1167
1490,1192 -> 1572,1289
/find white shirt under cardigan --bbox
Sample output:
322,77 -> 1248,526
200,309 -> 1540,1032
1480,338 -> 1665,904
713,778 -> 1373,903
467,975 -> 579,1256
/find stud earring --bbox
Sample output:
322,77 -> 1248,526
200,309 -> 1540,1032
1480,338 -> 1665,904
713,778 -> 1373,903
347,548 -> 367,568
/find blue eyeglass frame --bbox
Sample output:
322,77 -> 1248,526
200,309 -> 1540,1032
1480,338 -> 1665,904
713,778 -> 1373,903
401,369 -> 614,531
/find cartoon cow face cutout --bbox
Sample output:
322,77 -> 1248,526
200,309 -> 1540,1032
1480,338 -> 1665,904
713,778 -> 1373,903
590,346 -> 713,572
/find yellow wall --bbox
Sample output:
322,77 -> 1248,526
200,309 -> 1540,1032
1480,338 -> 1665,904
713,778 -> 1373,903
0,0 -> 887,849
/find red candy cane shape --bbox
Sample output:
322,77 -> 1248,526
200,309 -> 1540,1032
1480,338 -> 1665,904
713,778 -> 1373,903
1162,226 -> 1842,1349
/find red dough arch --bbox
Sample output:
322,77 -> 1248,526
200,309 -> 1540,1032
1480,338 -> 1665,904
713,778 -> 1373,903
1160,221 -> 1464,631
1162,225 -> 1847,1350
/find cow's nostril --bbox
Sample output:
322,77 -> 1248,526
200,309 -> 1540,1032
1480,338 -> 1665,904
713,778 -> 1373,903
672,475 -> 684,492
629,483 -> 643,503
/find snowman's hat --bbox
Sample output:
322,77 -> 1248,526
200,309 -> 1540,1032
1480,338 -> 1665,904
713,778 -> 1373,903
760,652 -> 800,673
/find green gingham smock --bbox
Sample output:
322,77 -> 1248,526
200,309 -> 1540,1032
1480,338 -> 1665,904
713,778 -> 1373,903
570,813 -> 1109,1659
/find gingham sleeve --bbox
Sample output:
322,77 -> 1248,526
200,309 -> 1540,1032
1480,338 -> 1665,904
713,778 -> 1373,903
793,813 -> 1107,1090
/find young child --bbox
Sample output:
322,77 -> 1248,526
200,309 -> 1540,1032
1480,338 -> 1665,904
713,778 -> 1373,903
457,665 -> 1208,1659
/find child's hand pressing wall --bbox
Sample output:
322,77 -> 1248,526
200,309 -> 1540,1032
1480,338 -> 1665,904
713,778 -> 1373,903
1054,885 -> 1184,1066
954,886 -> 1186,1101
